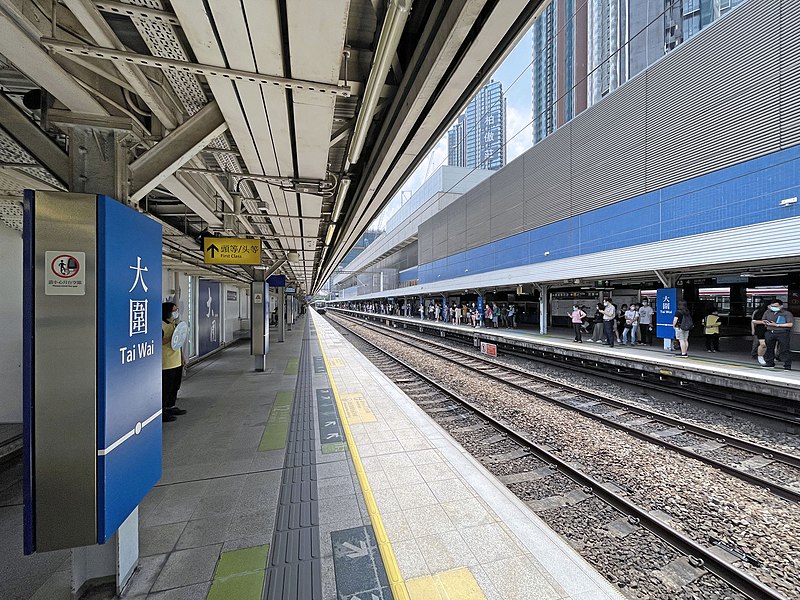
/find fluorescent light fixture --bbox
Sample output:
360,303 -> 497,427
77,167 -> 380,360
347,0 -> 412,165
332,177 -> 351,223
325,223 -> 337,246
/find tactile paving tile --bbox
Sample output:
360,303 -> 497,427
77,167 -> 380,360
264,323 -> 322,600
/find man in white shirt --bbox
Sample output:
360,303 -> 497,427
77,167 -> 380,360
638,299 -> 655,345
602,299 -> 617,347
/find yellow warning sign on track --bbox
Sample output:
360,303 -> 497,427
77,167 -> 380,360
340,394 -> 376,423
203,237 -> 262,265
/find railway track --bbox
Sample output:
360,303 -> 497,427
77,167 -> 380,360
329,313 -> 796,600
334,312 -> 800,504
332,309 -> 799,426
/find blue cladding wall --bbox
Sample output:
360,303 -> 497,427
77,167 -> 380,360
399,266 -> 418,283
418,146 -> 800,284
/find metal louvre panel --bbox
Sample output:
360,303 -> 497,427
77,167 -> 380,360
646,0 -> 782,191
417,220 -> 433,264
490,206 -> 524,242
490,156 -> 523,215
780,0 -> 800,147
522,125 -> 571,230
447,201 -> 466,256
465,179 -> 491,249
571,75 -> 646,212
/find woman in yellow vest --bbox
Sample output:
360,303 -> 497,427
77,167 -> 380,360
703,307 -> 721,353
161,302 -> 186,422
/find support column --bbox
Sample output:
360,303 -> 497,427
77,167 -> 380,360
251,280 -> 267,372
67,125 -> 137,597
538,284 -> 550,335
277,287 -> 285,342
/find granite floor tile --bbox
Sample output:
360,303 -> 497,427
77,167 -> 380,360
146,582 -> 212,600
415,530 -> 478,572
392,483 -> 438,511
391,539 -> 431,579
440,498 -> 496,529
460,523 -> 522,564
175,516 -> 231,550
139,523 -> 186,557
122,553 -> 168,597
150,545 -> 221,592
482,556 -> 562,600
403,504 -> 455,538
428,478 -> 474,503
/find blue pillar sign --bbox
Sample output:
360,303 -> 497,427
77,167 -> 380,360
97,196 -> 162,543
656,288 -> 677,339
23,192 -> 162,553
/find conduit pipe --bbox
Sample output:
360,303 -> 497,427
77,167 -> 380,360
346,0 -> 411,166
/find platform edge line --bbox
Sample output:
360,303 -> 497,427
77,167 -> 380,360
313,315 -> 410,600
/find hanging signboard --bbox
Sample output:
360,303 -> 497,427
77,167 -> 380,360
203,236 -> 261,265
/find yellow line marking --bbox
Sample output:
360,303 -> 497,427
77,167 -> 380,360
313,317 -> 409,600
407,568 -> 486,600
340,393 -> 377,423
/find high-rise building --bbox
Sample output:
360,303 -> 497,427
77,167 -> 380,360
447,81 -> 506,171
533,0 -> 747,143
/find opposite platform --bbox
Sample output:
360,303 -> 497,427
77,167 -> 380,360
311,311 -> 623,599
331,309 -> 799,401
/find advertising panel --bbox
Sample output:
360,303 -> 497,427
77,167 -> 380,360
198,279 -> 221,356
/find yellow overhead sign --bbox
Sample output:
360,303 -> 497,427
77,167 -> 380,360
203,237 -> 262,265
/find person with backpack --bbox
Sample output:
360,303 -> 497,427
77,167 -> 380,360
672,300 -> 693,357
703,307 -> 721,352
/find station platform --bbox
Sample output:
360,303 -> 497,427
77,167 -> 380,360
331,309 -> 799,403
1,313 -> 622,600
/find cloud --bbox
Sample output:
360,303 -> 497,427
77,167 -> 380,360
506,103 -> 533,162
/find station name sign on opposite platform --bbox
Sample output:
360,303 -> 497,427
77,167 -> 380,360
203,237 -> 262,265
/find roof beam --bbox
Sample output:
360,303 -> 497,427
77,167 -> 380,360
160,174 -> 222,227
0,92 -> 69,184
129,101 -> 227,201
0,5 -> 105,114
61,0 -> 179,129
42,38 -> 353,98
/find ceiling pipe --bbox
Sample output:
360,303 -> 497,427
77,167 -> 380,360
346,0 -> 412,167
331,176 -> 351,222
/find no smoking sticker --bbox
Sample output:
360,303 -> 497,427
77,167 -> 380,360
45,251 -> 86,295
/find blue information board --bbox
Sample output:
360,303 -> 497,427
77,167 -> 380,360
97,196 -> 163,543
267,274 -> 286,287
656,288 -> 677,339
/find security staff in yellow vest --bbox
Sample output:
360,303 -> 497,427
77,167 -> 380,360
161,302 -> 187,422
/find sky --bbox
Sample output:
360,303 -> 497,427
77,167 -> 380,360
371,28 -> 535,230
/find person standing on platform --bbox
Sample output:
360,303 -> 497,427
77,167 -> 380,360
638,299 -> 655,345
751,301 -> 770,365
622,304 -> 639,346
759,299 -> 794,370
161,302 -> 187,422
703,307 -> 721,352
602,299 -> 617,347
492,303 -> 500,328
589,303 -> 604,342
570,304 -> 587,342
672,300 -> 693,357
507,304 -> 516,328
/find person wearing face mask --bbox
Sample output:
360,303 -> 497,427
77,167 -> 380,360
638,299 -> 654,345
569,304 -> 587,342
758,299 -> 794,370
601,299 -> 617,347
161,302 -> 187,421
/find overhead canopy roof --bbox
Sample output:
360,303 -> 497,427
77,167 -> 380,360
0,0 -> 540,292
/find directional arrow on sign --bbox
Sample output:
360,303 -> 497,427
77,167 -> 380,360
348,594 -> 380,600
207,243 -> 219,258
342,541 -> 368,558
